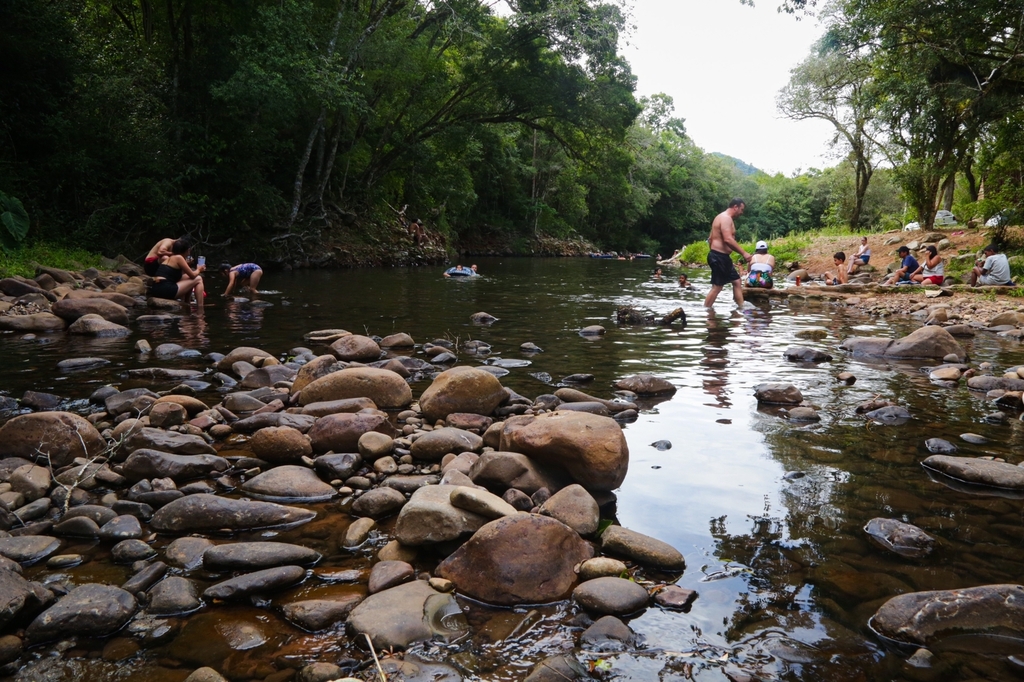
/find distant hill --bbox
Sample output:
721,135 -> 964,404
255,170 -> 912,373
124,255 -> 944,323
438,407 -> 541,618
711,153 -> 760,176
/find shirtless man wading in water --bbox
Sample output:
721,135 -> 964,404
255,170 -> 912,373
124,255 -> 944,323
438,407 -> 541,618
704,198 -> 752,307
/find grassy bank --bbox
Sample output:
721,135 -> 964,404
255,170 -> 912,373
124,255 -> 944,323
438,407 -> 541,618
680,234 -> 809,266
0,243 -> 103,279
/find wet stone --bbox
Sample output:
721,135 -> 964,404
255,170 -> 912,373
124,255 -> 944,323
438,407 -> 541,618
925,438 -> 957,455
368,560 -> 415,594
580,615 -> 637,652
203,542 -> 321,571
654,585 -> 698,611
202,565 -> 306,600
97,515 -> 144,540
148,576 -> 201,615
601,525 -> 685,571
0,536 -> 61,565
112,539 -> 156,563
26,584 -> 136,642
573,576 -> 649,616
279,595 -> 363,632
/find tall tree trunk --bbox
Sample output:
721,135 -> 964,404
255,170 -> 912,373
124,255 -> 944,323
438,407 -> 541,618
940,174 -> 955,211
963,157 -> 979,202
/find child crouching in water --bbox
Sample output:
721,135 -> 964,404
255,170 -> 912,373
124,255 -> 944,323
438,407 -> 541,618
220,262 -> 263,297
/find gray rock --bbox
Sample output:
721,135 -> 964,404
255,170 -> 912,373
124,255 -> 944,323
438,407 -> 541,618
368,560 -> 415,594
97,515 -> 144,541
601,525 -> 685,571
922,455 -> 1024,490
112,539 -> 156,563
381,474 -> 441,494
783,346 -> 833,363
580,615 -> 637,651
231,412 -> 316,433
753,383 -> 803,405
612,374 -> 676,395
202,565 -> 306,600
0,536 -> 61,565
27,584 -> 136,642
538,484 -> 599,536
523,655 -> 591,682
240,466 -> 336,501
469,451 -> 564,495
164,537 -> 214,570
574,576 -> 649,616
865,405 -> 912,424
279,595 -> 362,631
864,518 -> 936,558
394,485 -> 490,546
449,486 -> 518,519
148,576 -> 201,615
871,584 -> 1024,645
351,487 -> 407,519
125,428 -> 217,456
151,494 -> 316,533
313,452 -> 362,480
122,449 -> 229,481
0,569 -> 51,629
410,427 -> 483,461
925,438 -> 957,454
347,580 -> 466,650
203,542 -> 322,571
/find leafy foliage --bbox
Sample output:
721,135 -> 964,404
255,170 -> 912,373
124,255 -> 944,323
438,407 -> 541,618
0,192 -> 30,252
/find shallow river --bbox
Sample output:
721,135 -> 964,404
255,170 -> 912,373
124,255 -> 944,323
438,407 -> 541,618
6,257 -> 1024,681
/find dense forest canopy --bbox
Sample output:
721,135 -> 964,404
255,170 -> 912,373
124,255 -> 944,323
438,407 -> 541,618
2,0 -> 1023,261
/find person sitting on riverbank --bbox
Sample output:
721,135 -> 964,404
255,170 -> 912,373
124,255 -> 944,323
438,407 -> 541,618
970,244 -> 1013,286
220,262 -> 263,296
826,252 -> 848,285
143,236 -> 189,276
883,246 -> 919,285
148,239 -> 205,303
849,237 -> 871,274
911,245 -> 945,285
745,241 -> 775,289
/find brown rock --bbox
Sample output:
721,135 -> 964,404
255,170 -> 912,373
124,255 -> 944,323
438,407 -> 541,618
436,514 -> 593,604
298,367 -> 411,409
217,346 -> 274,372
499,412 -> 628,491
329,335 -> 381,362
250,426 -> 313,464
872,584 -> 1024,645
51,298 -> 129,325
290,355 -> 340,395
307,411 -> 397,454
419,366 -> 506,422
612,374 -> 677,396
0,412 -> 106,468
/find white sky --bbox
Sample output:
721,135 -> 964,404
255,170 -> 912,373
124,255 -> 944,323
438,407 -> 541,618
622,0 -> 838,176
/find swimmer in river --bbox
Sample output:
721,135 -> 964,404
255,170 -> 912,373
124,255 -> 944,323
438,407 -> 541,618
220,262 -> 264,296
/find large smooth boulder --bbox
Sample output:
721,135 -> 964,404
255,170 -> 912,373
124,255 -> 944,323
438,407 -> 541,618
299,367 -> 411,409
871,584 -> 1024,645
966,375 -> 1024,392
612,374 -> 676,396
0,537 -> 61,565
63,289 -> 139,307
121,450 -> 229,481
151,494 -> 316,533
347,580 -> 464,650
379,333 -> 415,348
68,314 -> 131,337
499,412 -> 628,491
468,451 -> 564,495
26,584 -> 136,642
418,367 -> 506,422
0,412 -> 105,468
307,411 -> 396,454
394,485 -> 490,546
329,335 -> 381,362
290,355 -> 340,395
249,426 -> 313,464
240,466 -> 336,501
51,298 -> 129,325
410,428 -> 482,461
436,514 -> 593,605
922,455 -> 1024,489
203,542 -> 322,570
886,325 -> 967,361
0,313 -> 65,332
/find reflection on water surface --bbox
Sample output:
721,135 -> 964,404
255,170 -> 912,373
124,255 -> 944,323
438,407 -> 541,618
7,257 -> 1024,681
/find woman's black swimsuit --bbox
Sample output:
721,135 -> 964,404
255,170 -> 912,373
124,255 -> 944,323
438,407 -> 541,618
149,263 -> 182,299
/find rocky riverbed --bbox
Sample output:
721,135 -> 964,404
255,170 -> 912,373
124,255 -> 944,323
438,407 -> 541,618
1,261 -> 1024,681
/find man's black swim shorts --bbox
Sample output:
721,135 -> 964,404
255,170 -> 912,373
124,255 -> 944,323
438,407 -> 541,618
707,249 -> 740,286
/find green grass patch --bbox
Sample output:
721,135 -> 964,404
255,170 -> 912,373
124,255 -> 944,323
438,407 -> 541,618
679,234 -> 809,265
0,243 -> 103,279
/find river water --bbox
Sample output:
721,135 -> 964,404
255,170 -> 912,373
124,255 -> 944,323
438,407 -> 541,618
6,257 -> 1024,681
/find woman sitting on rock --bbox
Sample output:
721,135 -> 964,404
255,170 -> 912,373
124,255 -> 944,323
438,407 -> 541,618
745,241 -> 775,289
911,245 -> 944,285
147,239 -> 206,303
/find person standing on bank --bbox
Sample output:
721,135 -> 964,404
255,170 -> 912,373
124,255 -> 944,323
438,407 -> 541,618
704,199 -> 752,307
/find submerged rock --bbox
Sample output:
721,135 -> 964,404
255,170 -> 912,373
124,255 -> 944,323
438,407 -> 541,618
864,518 -> 935,558
753,383 -> 803,405
871,584 -> 1024,645
783,346 -> 833,363
921,455 -> 1024,490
